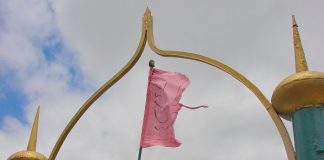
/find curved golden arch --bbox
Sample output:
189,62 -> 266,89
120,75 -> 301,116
49,8 -> 295,160
48,19 -> 148,160
145,10 -> 295,160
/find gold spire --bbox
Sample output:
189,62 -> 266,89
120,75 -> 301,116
27,106 -> 40,151
292,15 -> 308,72
8,106 -> 47,160
272,16 -> 324,120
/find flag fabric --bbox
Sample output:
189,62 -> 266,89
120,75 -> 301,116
140,68 -> 190,148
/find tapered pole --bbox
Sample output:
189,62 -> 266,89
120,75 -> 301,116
27,106 -> 40,151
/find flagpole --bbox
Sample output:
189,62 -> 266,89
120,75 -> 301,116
137,147 -> 143,160
138,60 -> 155,160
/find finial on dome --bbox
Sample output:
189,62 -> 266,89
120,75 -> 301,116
7,106 -> 47,160
27,106 -> 40,151
292,15 -> 308,73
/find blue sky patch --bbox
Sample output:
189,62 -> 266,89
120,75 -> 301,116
41,34 -> 64,62
0,72 -> 27,126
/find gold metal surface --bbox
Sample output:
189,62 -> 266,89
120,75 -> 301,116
48,8 -> 295,160
8,151 -> 47,160
8,107 -> 47,160
27,106 -> 40,151
271,16 -> 324,120
292,15 -> 308,73
272,71 -> 324,116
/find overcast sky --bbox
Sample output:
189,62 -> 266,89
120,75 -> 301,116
1,0 -> 324,159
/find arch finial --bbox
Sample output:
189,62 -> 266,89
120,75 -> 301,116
143,7 -> 153,30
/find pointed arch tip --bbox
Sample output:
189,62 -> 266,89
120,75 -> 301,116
145,7 -> 152,15
143,7 -> 153,30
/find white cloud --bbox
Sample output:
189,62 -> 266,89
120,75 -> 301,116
0,0 -> 89,159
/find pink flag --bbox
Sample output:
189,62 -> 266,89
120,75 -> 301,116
140,68 -> 190,148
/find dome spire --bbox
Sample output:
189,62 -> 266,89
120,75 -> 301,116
7,106 -> 47,160
292,15 -> 308,72
27,106 -> 40,151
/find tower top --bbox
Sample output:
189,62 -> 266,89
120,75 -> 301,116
292,15 -> 308,72
27,106 -> 40,151
272,16 -> 324,119
8,106 -> 47,160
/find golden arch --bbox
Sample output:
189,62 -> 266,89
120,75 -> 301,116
48,8 -> 295,160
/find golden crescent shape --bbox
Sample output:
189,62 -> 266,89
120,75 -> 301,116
48,25 -> 147,160
146,17 -> 295,160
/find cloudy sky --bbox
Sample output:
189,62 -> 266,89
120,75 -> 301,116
1,0 -> 324,159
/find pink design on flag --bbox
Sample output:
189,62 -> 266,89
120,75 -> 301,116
140,68 -> 190,148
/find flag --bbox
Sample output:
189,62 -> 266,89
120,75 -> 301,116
140,68 -> 190,148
